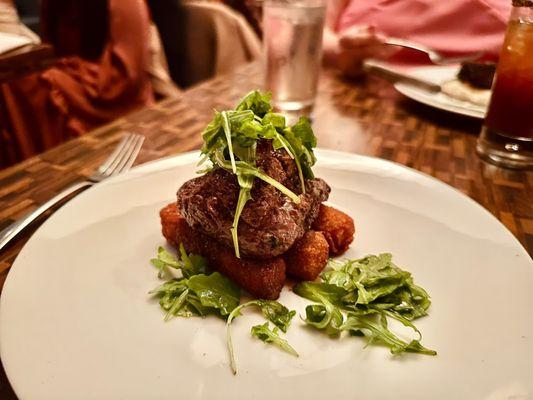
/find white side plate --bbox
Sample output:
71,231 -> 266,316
394,66 -> 487,119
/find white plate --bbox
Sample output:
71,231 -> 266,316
1,150 -> 532,400
394,66 -> 488,119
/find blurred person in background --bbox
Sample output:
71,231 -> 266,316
222,0 -> 262,36
1,0 -> 177,163
323,0 -> 511,77
149,0 -> 261,88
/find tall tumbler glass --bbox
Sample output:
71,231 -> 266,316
476,0 -> 533,169
263,0 -> 325,116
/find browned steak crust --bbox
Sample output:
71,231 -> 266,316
177,141 -> 330,259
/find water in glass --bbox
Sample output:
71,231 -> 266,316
263,0 -> 325,115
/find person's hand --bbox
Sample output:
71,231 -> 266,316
335,25 -> 395,78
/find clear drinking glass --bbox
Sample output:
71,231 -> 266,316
476,0 -> 533,169
263,0 -> 325,116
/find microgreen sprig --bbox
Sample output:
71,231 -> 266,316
198,91 -> 318,257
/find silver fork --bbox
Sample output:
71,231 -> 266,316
0,133 -> 144,253
385,37 -> 483,65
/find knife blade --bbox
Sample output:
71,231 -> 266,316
363,60 -> 441,93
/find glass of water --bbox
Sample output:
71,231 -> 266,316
263,0 -> 325,116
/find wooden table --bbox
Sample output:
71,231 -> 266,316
0,62 -> 531,398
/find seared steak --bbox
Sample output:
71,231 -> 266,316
177,141 -> 330,259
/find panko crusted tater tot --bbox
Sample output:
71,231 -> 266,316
160,203 -> 180,248
311,204 -> 355,256
284,230 -> 329,281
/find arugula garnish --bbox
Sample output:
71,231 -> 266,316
150,244 -> 208,279
149,246 -> 298,374
294,254 -> 436,356
150,249 -> 435,373
226,299 -> 297,374
149,246 -> 238,320
251,322 -> 299,357
187,273 -> 241,316
198,90 -> 318,257
149,271 -> 239,321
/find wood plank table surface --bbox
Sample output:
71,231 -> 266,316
0,62 -> 531,398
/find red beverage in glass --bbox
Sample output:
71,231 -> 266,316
477,2 -> 533,169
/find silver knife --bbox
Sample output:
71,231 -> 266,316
363,60 -> 441,93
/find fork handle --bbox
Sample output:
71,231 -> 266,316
0,181 -> 93,253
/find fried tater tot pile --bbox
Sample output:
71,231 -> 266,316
160,202 -> 355,299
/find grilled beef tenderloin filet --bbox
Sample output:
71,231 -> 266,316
177,140 -> 330,259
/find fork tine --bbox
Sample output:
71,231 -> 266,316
120,135 -> 145,173
113,135 -> 145,175
98,134 -> 132,173
102,134 -> 137,176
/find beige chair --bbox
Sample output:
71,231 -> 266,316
0,1 -> 40,43
180,1 -> 262,86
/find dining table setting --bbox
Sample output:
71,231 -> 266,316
3,1 -> 533,396
0,58 -> 531,399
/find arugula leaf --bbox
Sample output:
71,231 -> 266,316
293,282 -> 347,306
251,322 -> 299,357
235,91 -> 272,117
254,300 -> 296,332
227,299 -> 296,332
187,272 -> 240,316
291,116 -> 317,148
149,245 -> 238,320
377,285 -> 431,320
150,247 -> 178,278
237,120 -> 262,147
156,246 -> 180,267
283,117 -> 317,181
149,279 -> 199,320
179,243 -> 209,278
226,299 -> 297,374
150,245 -> 208,279
229,145 -> 255,258
150,271 -> 240,321
262,112 -> 286,129
221,111 -> 237,173
294,254 -> 436,356
150,258 -> 170,279
342,313 -> 436,356
303,303 -> 344,336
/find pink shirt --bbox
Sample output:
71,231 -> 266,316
337,0 -> 511,58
